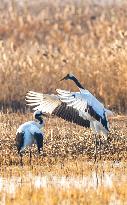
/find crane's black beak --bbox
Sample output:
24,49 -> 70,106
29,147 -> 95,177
60,74 -> 69,81
60,76 -> 66,81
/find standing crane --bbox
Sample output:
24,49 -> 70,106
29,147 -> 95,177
16,110 -> 45,165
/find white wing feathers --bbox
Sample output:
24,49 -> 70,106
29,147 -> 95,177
26,89 -> 112,132
56,89 -> 108,120
57,89 -> 85,110
26,90 -> 111,120
56,89 -> 112,132
26,91 -> 61,114
25,90 -> 91,128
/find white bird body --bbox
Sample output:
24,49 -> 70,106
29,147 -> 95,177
17,121 -> 44,135
16,110 -> 44,165
58,73 -> 113,161
57,87 -> 111,139
16,120 -> 44,152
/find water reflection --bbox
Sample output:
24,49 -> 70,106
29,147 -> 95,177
0,169 -> 126,195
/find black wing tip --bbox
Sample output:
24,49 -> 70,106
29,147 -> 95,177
53,102 -> 90,128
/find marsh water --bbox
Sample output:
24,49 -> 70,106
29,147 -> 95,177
0,170 -> 124,193
0,162 -> 126,204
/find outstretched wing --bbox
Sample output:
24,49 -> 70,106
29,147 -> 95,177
56,89 -> 110,131
26,91 -> 61,114
26,91 -> 90,128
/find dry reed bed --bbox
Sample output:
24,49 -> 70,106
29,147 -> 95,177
0,112 -> 126,166
0,1 -> 127,112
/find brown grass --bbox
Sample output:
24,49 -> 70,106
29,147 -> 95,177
0,113 -> 127,204
0,112 -> 127,165
0,1 -> 127,112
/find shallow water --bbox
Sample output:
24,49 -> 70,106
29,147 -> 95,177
0,162 -> 126,204
0,166 -> 126,195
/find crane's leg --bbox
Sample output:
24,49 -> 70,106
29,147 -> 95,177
99,137 -> 102,160
94,134 -> 97,162
29,149 -> 32,165
20,152 -> 23,166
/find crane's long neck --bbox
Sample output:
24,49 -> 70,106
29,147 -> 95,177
71,76 -> 84,89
